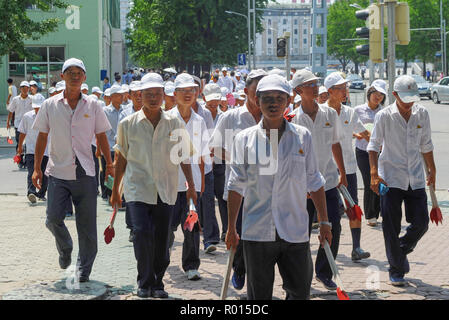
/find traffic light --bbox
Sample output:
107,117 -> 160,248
277,37 -> 286,58
355,4 -> 383,63
395,2 -> 410,45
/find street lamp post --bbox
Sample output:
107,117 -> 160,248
225,10 -> 251,70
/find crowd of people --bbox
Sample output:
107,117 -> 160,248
4,57 -> 436,300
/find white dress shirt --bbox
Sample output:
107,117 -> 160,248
8,95 -> 33,128
18,110 -> 49,156
168,107 -> 211,193
291,104 -> 343,191
367,102 -> 434,191
353,103 -> 383,151
218,76 -> 234,93
334,104 -> 366,175
209,105 -> 259,200
115,109 -> 193,205
192,103 -> 214,174
227,120 -> 325,243
33,93 -> 111,180
103,104 -> 123,151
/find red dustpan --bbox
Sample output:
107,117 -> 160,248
183,198 -> 199,232
104,205 -> 117,244
13,154 -> 22,164
323,240 -> 350,300
338,185 -> 363,222
7,129 -> 14,145
428,184 -> 443,226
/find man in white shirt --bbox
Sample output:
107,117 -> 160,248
291,69 -> 347,291
7,81 -> 33,169
226,74 -> 331,300
324,72 -> 371,262
163,81 -> 176,111
368,75 -> 435,287
209,69 -> 267,291
111,72 -> 196,299
168,73 -> 211,281
218,67 -> 234,93
17,93 -> 49,203
32,58 -> 114,283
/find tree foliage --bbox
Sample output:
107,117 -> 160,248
0,0 -> 68,60
127,0 -> 268,71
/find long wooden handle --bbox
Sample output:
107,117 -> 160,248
422,157 -> 438,208
109,180 -> 124,229
323,240 -> 344,290
220,249 -> 236,300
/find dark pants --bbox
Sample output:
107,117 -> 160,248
25,154 -> 48,198
233,200 -> 245,276
45,162 -> 97,277
307,187 -> 341,280
346,173 -> 358,205
356,148 -> 380,220
380,186 -> 429,278
100,151 -> 115,199
198,171 -> 220,246
213,163 -> 228,234
128,198 -> 172,290
243,234 -> 313,300
15,127 -> 25,167
92,145 -> 100,193
170,192 -> 201,272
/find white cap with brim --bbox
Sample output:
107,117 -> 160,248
164,82 -> 175,96
294,95 -> 302,104
92,86 -> 103,94
291,69 -> 321,88
324,72 -> 349,90
238,89 -> 246,97
174,73 -> 198,89
62,58 -> 86,73
220,87 -> 229,97
222,67 -> 228,72
104,88 -> 112,97
140,73 -> 164,90
121,84 -> 130,93
393,75 -> 420,103
256,74 -> 291,96
370,79 -> 387,96
203,83 -> 222,102
319,86 -> 328,95
129,81 -> 142,92
81,83 -> 89,91
247,69 -> 268,80
48,87 -> 56,94
20,81 -> 30,87
109,84 -> 128,95
29,80 -> 38,87
32,93 -> 45,108
55,81 -> 66,91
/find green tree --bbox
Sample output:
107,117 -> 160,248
327,0 -> 370,73
0,0 -> 67,62
127,0 -> 268,73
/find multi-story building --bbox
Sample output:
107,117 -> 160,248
120,0 -> 132,32
0,0 -> 126,114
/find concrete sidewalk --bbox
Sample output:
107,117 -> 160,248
1,188 -> 448,300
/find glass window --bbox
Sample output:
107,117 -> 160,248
268,38 -> 272,45
9,64 -> 25,88
294,19 -> 298,25
49,47 -> 65,62
294,29 -> 298,35
27,64 -> 48,92
25,47 -> 47,62
283,19 -> 287,25
268,19 -> 271,26
304,39 -> 307,44
268,29 -> 271,35
304,29 -> 307,34
9,52 -> 25,62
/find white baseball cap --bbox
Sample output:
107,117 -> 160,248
164,82 -> 175,96
29,80 -> 38,87
20,81 -> 30,87
81,83 -> 89,91
32,93 -> 45,108
203,83 -> 222,102
291,69 -> 320,88
121,84 -> 129,93
48,87 -> 56,94
268,68 -> 285,77
174,73 -> 198,89
247,69 -> 268,80
324,72 -> 349,90
370,79 -> 387,96
55,80 -> 66,92
62,58 -> 86,73
109,84 -> 127,95
140,73 -> 164,90
92,86 -> 103,94
129,81 -> 142,92
256,74 -> 291,96
393,75 -> 420,103
294,94 -> 302,104
318,86 -> 328,95
220,87 -> 230,97
104,88 -> 112,97
236,72 -> 241,77
238,89 -> 246,97
222,67 -> 228,72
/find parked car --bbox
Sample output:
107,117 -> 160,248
411,75 -> 431,99
430,77 -> 449,104
348,74 -> 366,90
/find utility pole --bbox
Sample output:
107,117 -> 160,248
441,0 -> 444,76
379,0 -> 385,79
386,0 -> 396,103
247,0 -> 252,70
252,0 -> 256,69
285,32 -> 291,80
369,0 -> 375,83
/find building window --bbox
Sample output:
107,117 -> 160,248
304,29 -> 307,35
268,38 -> 272,45
294,19 -> 298,25
8,46 -> 65,96
294,29 -> 298,35
304,39 -> 308,44
283,19 -> 287,25
268,19 -> 271,26
268,29 -> 271,35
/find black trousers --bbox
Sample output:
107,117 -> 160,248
356,147 -> 380,220
243,234 -> 313,300
25,154 -> 48,198
213,163 -> 228,234
128,198 -> 172,290
380,187 -> 429,278
100,151 -> 115,199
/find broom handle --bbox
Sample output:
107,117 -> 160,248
109,179 -> 124,228
422,157 -> 438,208
323,240 -> 345,290
220,249 -> 236,300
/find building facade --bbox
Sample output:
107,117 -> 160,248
0,0 -> 125,114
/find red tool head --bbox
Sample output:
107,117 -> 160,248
103,226 -> 115,244
337,287 -> 350,300
354,205 -> 363,222
283,109 -> 295,122
430,207 -> 443,226
183,210 -> 198,232
7,137 -> 14,145
344,199 -> 356,220
13,155 -> 21,164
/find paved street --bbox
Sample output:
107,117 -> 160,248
0,98 -> 449,300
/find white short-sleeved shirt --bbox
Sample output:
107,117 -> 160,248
227,120 -> 325,243
103,104 -> 123,151
18,110 -> 49,156
33,92 -> 112,180
192,103 -> 214,174
115,109 -> 193,205
209,105 -> 259,200
8,95 -> 33,128
291,104 -> 343,191
168,107 -> 211,193
367,102 -> 434,191
333,104 -> 366,175
353,103 -> 383,151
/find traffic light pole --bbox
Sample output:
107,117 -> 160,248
386,0 -> 397,103
369,0 -> 375,84
285,32 -> 291,80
